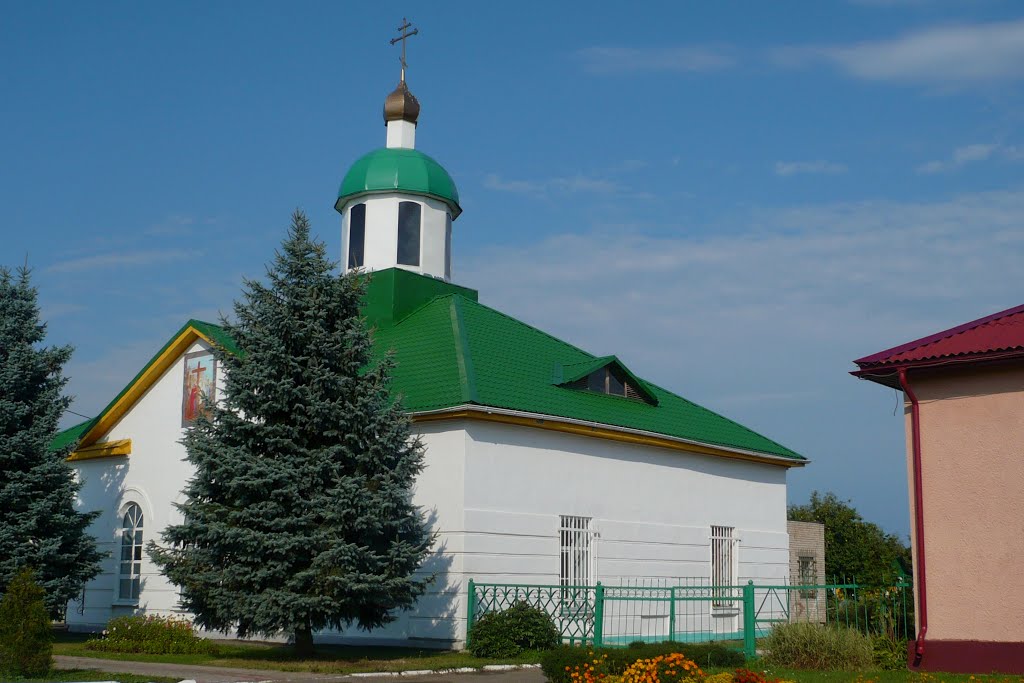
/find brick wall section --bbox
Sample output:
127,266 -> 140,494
787,520 -> 826,623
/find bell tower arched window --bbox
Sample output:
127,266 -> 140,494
348,203 -> 366,269
397,201 -> 421,266
118,503 -> 144,601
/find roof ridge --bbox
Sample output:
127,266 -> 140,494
854,302 -> 1024,366
448,296 -> 479,404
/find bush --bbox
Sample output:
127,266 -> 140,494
871,634 -> 908,670
0,568 -> 53,678
621,652 -> 703,683
85,614 -> 219,655
541,642 -> 744,683
761,622 -> 872,670
468,602 -> 561,658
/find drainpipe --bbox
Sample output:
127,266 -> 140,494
898,368 -> 928,661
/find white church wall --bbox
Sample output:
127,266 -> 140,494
451,420 -> 791,644
67,339 -> 212,631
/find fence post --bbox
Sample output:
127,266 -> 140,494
593,582 -> 604,648
466,579 -> 476,648
743,580 -> 756,660
669,586 -> 676,642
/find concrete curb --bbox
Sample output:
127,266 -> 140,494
347,664 -> 542,678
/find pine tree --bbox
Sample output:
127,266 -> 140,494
0,266 -> 103,618
150,211 -> 433,656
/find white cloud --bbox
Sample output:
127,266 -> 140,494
484,173 -> 623,197
576,46 -> 736,75
46,249 -> 202,273
773,19 -> 1024,86
916,142 -> 1017,173
774,160 -> 848,176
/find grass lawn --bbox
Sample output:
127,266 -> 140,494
711,668 -> 1024,683
53,631 -> 542,674
8,669 -> 177,683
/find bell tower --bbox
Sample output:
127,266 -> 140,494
334,18 -> 462,281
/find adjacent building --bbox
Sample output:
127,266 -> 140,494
853,303 -> 1024,673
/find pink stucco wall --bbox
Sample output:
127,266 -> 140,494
905,362 -> 1024,643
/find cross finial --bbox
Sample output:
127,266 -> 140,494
390,17 -> 419,82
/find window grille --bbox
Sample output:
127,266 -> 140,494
560,516 -> 594,609
798,556 -> 817,598
566,366 -> 649,403
119,503 -> 144,601
711,525 -> 736,607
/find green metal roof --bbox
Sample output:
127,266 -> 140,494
52,270 -> 804,463
335,148 -> 461,218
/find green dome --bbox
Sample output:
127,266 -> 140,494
335,148 -> 461,218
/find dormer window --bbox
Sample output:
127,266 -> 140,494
397,201 -> 421,266
556,357 -> 658,405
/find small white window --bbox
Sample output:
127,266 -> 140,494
119,503 -> 144,601
560,515 -> 593,593
711,525 -> 736,607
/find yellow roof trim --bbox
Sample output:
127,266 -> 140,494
68,438 -> 132,462
412,409 -> 806,468
78,327 -> 217,449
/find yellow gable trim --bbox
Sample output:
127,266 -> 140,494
77,327 -> 218,449
68,438 -> 132,462
413,410 -> 805,468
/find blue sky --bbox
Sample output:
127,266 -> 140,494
4,1 -> 1024,539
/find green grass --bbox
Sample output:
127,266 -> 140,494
8,669 -> 178,683
711,667 -> 1024,683
53,631 -> 542,674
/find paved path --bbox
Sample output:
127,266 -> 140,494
54,655 -> 547,683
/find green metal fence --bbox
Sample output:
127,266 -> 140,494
467,578 -> 912,659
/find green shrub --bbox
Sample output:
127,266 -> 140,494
540,642 -> 744,683
761,622 -> 872,670
85,614 -> 219,655
872,634 -> 908,670
468,602 -> 561,658
0,567 -> 53,678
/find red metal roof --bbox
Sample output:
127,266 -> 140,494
854,303 -> 1024,371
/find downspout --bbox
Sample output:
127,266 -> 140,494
899,368 -> 928,661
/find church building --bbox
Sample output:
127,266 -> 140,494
55,46 -> 806,647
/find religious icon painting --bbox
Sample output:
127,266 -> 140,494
181,350 -> 216,427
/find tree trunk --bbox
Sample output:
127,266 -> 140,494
294,624 -> 314,657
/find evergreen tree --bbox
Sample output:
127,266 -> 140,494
150,211 -> 433,656
0,266 -> 103,618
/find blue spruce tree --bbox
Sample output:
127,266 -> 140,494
0,266 -> 103,617
151,212 -> 433,655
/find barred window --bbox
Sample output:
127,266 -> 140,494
798,556 -> 818,598
560,516 -> 593,610
119,503 -> 144,601
711,525 -> 736,607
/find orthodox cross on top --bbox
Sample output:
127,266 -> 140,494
390,17 -> 419,82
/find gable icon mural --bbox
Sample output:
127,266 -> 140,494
181,351 -> 216,426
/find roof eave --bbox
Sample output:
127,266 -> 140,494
411,404 -> 807,467
335,189 -> 463,219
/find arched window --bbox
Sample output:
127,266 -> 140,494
397,201 -> 421,266
347,204 -> 366,269
118,503 -> 143,601
444,212 -> 452,279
